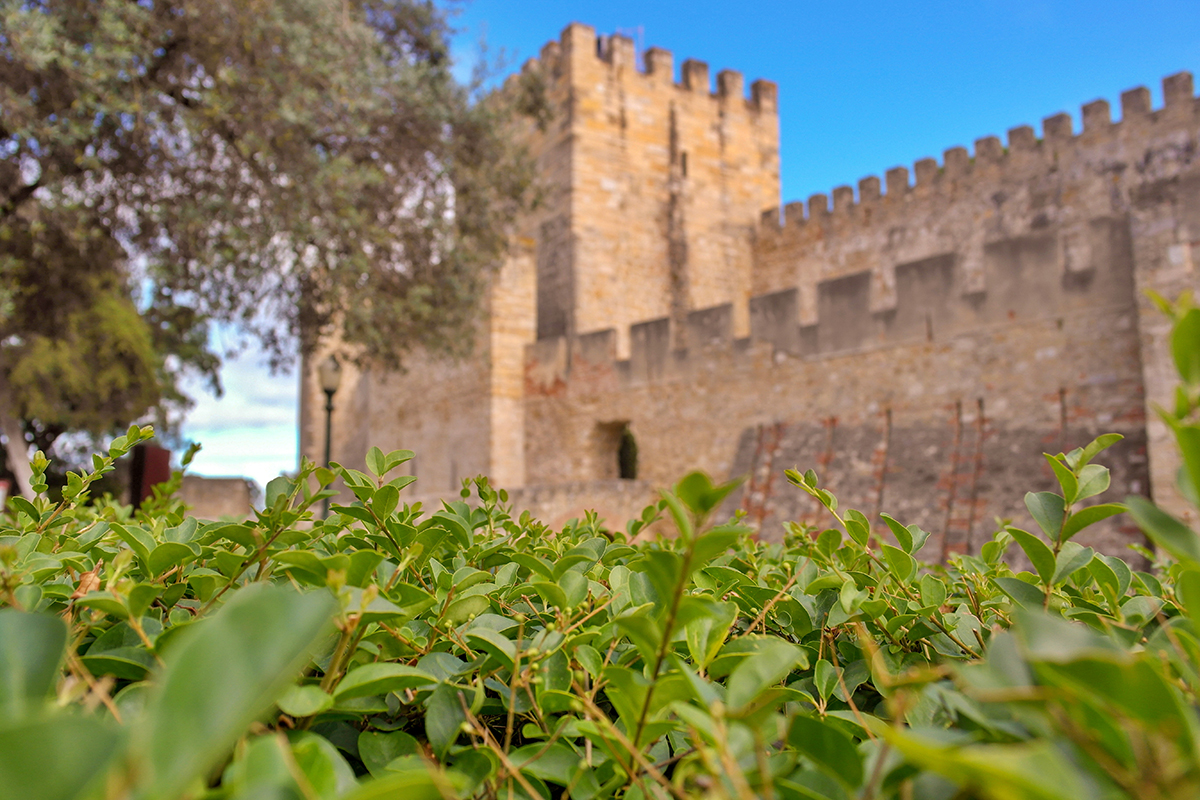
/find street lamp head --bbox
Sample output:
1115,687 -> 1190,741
318,354 -> 343,395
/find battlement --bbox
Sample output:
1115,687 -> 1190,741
526,204 -> 1138,394
517,22 -> 782,355
760,71 -> 1197,229
517,22 -> 778,115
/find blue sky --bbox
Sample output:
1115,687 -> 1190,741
180,0 -> 1200,489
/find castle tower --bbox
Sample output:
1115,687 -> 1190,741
295,23 -> 772,494
534,23 -> 781,356
300,24 -> 778,494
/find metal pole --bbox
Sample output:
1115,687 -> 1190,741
322,388 -> 335,518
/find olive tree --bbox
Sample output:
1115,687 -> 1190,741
0,0 -> 542,493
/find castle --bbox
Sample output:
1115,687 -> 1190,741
300,23 -> 1200,557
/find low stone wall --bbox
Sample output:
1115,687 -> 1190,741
180,475 -> 255,520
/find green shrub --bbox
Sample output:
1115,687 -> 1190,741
2,298 -> 1200,800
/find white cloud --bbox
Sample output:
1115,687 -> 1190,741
180,345 -> 298,491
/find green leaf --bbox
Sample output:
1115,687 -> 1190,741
358,730 -> 420,778
109,523 -> 155,564
788,713 -> 864,789
290,731 -> 358,799
1012,609 -> 1123,661
75,592 -> 130,620
1121,595 -> 1163,627
879,514 -> 930,554
346,551 -> 385,588
558,570 -> 588,609
1024,492 -> 1066,542
216,732 -> 293,796
659,490 -> 694,542
9,496 -> 41,523
510,554 -> 555,581
993,577 -> 1043,609
1127,496 -> 1200,566
1077,433 -> 1124,470
816,529 -> 841,557
132,584 -> 335,800
0,714 -> 120,800
424,683 -> 466,758
385,449 -> 416,472
1061,503 -> 1125,542
881,729 -> 1086,800
372,485 -> 400,520
840,580 -> 867,615
466,628 -> 517,670
126,584 -> 162,620
147,542 -> 194,578
1043,455 -> 1078,503
1050,542 -> 1094,585
615,614 -> 663,666
1101,554 -> 1131,597
1177,569 -> 1200,618
881,544 -> 916,582
528,581 -> 567,611
335,664 -> 437,701
512,742 -> 588,787
879,513 -> 912,551
575,645 -> 604,679
1007,528 -> 1056,585
684,601 -> 737,671
844,509 -> 870,547
430,512 -> 471,550
340,770 -> 443,800
919,574 -> 946,609
1088,557 -> 1121,604
264,476 -> 293,510
161,519 -> 197,545
1173,423 -> 1200,511
441,594 -> 491,626
1172,307 -> 1200,385
674,472 -> 742,520
213,524 -> 257,549
277,685 -> 333,717
726,640 -> 806,711
814,659 -> 838,702
0,611 -> 67,719
1074,464 -> 1111,501
690,527 -> 745,571
366,446 -> 387,477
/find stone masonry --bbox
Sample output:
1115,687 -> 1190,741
301,23 -> 1200,558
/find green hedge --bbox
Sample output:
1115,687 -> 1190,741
2,297 -> 1200,800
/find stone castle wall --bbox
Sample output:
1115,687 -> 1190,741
301,24 -> 1200,557
521,61 -> 1200,554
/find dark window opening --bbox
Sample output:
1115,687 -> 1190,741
680,151 -> 688,178
595,421 -> 638,480
618,425 -> 638,480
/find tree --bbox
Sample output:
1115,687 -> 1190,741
0,0 -> 542,494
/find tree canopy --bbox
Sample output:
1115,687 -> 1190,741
0,0 -> 542,488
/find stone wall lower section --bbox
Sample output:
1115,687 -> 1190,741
180,476 -> 255,521
525,296 -> 1149,558
405,479 -> 658,535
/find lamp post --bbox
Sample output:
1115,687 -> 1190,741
318,354 -> 342,518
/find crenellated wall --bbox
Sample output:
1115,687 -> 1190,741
752,73 -> 1199,320
302,24 -> 1200,557
524,23 -> 780,356
521,68 -> 1200,555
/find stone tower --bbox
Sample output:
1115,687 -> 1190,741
299,23 -> 780,496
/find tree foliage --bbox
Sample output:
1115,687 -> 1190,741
0,0 -> 542,455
